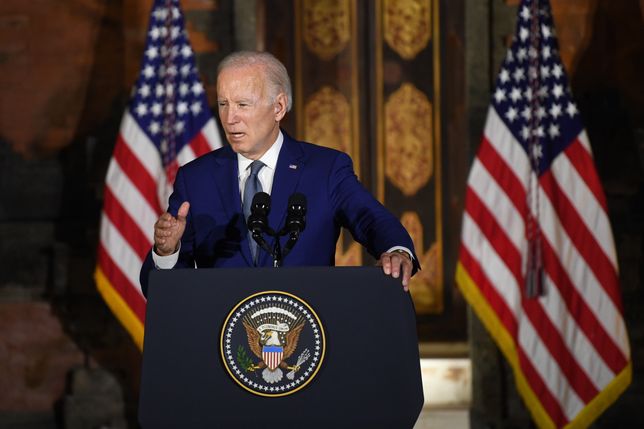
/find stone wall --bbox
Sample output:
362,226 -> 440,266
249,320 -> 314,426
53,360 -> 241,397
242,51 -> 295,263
0,0 -> 233,426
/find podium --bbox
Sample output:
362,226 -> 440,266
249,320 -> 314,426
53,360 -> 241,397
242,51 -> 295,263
139,267 -> 424,428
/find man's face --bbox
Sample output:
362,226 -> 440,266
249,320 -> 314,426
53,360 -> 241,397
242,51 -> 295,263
216,65 -> 286,160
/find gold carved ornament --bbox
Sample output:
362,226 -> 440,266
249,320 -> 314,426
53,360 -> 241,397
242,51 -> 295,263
303,86 -> 352,154
383,0 -> 431,60
401,211 -> 441,314
335,230 -> 363,267
303,0 -> 351,60
384,83 -> 433,196
303,86 -> 359,266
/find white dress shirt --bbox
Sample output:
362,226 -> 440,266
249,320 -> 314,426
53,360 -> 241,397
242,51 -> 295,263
237,132 -> 283,198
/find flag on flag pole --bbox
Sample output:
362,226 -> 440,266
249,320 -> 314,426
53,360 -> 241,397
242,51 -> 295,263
456,0 -> 631,427
95,0 -> 222,349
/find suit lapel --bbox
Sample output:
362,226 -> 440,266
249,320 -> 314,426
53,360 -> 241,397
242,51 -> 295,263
212,146 -> 253,266
259,133 -> 305,266
212,146 -> 240,218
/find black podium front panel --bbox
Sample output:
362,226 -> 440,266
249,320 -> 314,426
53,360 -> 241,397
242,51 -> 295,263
139,267 -> 423,428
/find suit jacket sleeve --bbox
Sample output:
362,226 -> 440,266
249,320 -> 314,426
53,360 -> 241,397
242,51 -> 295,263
328,151 -> 420,272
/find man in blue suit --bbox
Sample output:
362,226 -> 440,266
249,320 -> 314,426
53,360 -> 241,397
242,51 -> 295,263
140,51 -> 418,296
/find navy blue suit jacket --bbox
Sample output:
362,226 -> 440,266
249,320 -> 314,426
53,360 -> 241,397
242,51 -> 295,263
140,132 -> 417,296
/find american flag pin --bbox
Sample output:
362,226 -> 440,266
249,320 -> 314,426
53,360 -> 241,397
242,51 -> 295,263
289,164 -> 298,170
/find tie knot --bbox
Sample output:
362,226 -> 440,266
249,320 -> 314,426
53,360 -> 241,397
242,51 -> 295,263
249,160 -> 264,177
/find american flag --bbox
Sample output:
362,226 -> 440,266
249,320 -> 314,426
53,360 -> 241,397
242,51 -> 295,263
455,0 -> 631,427
94,0 -> 222,349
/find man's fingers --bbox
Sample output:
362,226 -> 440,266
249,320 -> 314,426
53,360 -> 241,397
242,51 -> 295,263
155,212 -> 175,229
401,258 -> 413,291
379,253 -> 402,277
379,251 -> 413,292
390,254 -> 402,279
177,201 -> 190,221
155,203 -> 189,231
159,212 -> 174,221
153,208 -> 187,256
380,253 -> 392,274
154,228 -> 172,238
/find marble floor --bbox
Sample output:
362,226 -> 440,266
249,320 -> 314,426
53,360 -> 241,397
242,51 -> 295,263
413,357 -> 471,429
414,409 -> 469,429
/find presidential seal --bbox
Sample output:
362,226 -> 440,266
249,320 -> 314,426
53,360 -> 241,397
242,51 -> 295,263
220,291 -> 326,397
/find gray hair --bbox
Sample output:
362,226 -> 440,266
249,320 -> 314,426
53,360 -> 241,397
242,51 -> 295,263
217,51 -> 293,112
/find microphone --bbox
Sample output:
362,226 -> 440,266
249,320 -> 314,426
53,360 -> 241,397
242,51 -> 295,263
282,193 -> 307,258
247,192 -> 273,256
285,193 -> 307,235
247,192 -> 271,235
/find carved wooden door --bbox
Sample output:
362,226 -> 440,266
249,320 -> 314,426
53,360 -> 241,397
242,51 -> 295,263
263,0 -> 465,341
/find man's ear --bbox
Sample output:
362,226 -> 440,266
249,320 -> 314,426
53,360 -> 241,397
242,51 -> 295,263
274,93 -> 287,121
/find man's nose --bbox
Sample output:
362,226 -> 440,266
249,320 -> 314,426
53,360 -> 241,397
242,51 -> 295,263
222,106 -> 239,124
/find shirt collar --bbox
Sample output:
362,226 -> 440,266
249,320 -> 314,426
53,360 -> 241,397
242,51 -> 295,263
237,131 -> 283,178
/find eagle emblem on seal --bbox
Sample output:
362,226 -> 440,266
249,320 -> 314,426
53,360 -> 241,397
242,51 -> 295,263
221,291 -> 325,397
242,319 -> 305,383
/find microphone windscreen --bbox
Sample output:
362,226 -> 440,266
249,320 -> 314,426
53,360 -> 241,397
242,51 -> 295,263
251,192 -> 271,215
286,193 -> 306,234
288,193 -> 307,212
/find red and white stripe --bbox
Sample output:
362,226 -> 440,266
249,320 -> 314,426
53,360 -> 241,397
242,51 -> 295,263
263,350 -> 284,371
98,112 -> 221,337
458,106 -> 630,427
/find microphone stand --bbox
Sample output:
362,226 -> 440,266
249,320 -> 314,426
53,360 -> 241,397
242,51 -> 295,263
272,236 -> 282,268
249,224 -> 282,267
251,227 -> 296,268
251,230 -> 273,259
248,193 -> 305,268
281,231 -> 300,259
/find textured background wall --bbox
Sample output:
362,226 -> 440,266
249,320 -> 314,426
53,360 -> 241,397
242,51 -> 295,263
0,0 -> 232,426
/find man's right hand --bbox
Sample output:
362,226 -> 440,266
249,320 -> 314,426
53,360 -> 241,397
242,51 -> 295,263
153,201 -> 189,256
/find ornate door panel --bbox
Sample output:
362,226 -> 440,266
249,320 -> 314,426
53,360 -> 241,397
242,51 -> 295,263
264,1 -> 464,341
294,0 -> 363,266
375,0 -> 443,315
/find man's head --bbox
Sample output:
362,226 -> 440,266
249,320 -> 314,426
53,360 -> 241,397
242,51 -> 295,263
216,51 -> 292,160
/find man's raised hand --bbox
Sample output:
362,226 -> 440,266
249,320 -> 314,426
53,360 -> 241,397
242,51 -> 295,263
153,201 -> 190,256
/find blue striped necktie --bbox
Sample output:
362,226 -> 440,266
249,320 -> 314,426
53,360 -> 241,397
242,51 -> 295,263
243,160 -> 264,264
